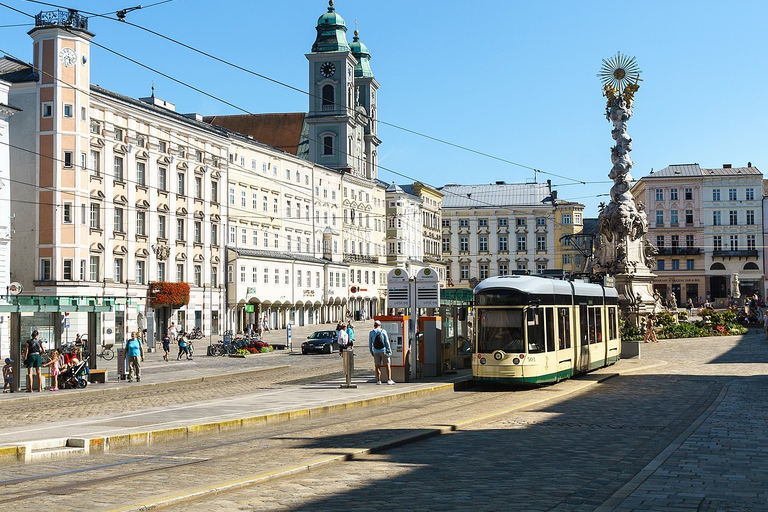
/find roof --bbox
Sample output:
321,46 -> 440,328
204,113 -> 307,157
230,247 -> 339,266
438,182 -> 553,209
645,163 -> 761,179
0,57 -> 38,83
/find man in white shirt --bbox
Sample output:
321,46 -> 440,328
336,322 -> 349,354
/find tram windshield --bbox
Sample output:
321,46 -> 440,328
477,309 -> 524,353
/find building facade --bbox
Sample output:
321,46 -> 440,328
0,78 -> 19,357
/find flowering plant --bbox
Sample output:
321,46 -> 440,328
148,282 -> 190,308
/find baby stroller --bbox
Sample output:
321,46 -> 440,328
60,358 -> 89,389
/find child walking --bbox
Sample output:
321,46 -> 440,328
3,358 -> 13,393
162,332 -> 171,361
45,350 -> 61,391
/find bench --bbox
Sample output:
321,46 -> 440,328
89,369 -> 108,383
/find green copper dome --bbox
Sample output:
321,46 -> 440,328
350,30 -> 373,78
311,1 -> 350,53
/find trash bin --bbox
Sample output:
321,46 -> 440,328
340,347 -> 356,388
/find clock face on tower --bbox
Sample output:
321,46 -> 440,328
59,47 -> 76,67
320,62 -> 336,78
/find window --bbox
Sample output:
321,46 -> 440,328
316,272 -> 321,288
136,162 -> 146,186
672,260 -> 679,271
670,210 -> 678,225
562,254 -> 573,265
274,269 -> 279,284
730,235 -> 739,251
37,258 -> 50,281
656,235 -> 665,248
286,200 -> 292,218
273,198 -> 278,213
686,259 -> 694,271
81,152 -> 86,169
158,167 -> 167,191
728,188 -> 737,201
114,128 -> 123,141
323,136 -> 333,155
460,265 -> 469,280
211,266 -> 218,288
113,156 -> 124,181
136,211 -> 146,236
561,214 -> 571,225
442,237 -> 451,252
274,233 -> 279,249
459,219 -> 469,228
478,236 -> 488,252
685,188 -> 693,200
498,236 -> 508,252
713,211 -> 721,226
136,261 -> 145,285
517,262 -> 527,271
657,260 -> 665,271
536,263 -> 546,273
747,210 -> 755,225
63,203 -> 72,224
459,237 -> 469,252
536,217 -> 546,226
211,224 -> 218,246
89,150 -> 101,176
748,234 -> 756,251
195,176 -> 203,199
158,216 -> 166,239
498,218 -> 508,227
229,187 -> 235,205
322,84 -> 334,110
712,189 -> 720,201
80,260 -> 86,281
686,235 -> 694,248
241,190 -> 246,208
685,209 -> 693,225
746,188 -> 755,201
670,188 -> 678,200
42,102 -> 52,117
176,218 -> 185,240
713,235 -> 722,251
90,121 -> 101,134
671,235 -> 679,248
114,258 -> 123,283
655,189 -> 663,201
478,218 -> 488,227
729,210 -> 738,226
574,213 -> 582,224
63,259 -> 73,280
177,172 -> 185,195
285,269 -> 290,284
112,207 -> 124,232
480,264 -> 489,279
499,263 -> 508,276
536,235 -> 546,251
89,203 -> 100,229
136,134 -> 145,148
194,221 -> 202,243
241,228 -> 247,245
176,264 -> 184,282
63,150 -> 73,168
655,210 -> 664,225
517,236 -> 527,251
89,256 -> 99,281
442,219 -> 450,228
158,262 -> 166,282
193,265 -> 201,287
211,181 -> 218,203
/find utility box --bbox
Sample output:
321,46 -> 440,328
376,315 -> 409,383
418,316 -> 442,377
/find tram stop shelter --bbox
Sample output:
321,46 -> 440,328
438,288 -> 474,370
0,295 -> 115,391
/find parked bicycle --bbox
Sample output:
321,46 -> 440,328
188,327 -> 203,340
96,343 -> 115,360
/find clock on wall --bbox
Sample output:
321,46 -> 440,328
320,62 -> 336,78
59,47 -> 76,67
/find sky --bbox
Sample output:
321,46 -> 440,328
2,0 -> 767,218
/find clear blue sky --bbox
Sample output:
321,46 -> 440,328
2,0 -> 767,218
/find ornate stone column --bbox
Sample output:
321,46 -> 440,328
593,53 -> 659,326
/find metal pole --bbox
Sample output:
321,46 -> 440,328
410,278 -> 418,381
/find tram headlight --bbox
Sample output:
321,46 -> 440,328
512,357 -> 520,365
493,351 -> 504,361
479,357 -> 487,365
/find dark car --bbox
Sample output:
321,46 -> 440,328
301,330 -> 339,354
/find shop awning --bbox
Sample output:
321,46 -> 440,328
0,295 -> 116,313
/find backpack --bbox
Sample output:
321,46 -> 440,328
373,330 -> 385,350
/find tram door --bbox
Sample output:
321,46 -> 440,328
576,305 -> 590,373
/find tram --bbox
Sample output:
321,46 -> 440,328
472,275 -> 620,384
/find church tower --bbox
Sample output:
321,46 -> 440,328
305,1 -> 380,180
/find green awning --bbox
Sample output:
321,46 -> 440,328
440,288 -> 474,306
0,295 -> 116,313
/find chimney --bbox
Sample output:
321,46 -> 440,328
748,161 -> 752,167
723,164 -> 732,168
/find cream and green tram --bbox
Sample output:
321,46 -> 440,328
472,275 -> 620,385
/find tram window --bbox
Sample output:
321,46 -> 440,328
589,308 -> 597,344
477,309 -> 524,353
595,309 -> 603,343
558,308 -> 571,349
608,307 -> 617,340
579,305 -> 589,346
528,309 -> 545,354
545,309 -> 555,352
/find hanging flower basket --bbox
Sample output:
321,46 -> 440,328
149,282 -> 190,308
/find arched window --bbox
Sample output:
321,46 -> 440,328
744,262 -> 759,270
710,263 -> 726,270
322,85 -> 334,111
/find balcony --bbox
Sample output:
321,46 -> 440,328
656,247 -> 702,256
713,250 -> 758,258
35,9 -> 88,29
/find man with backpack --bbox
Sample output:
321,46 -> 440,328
369,320 -> 394,385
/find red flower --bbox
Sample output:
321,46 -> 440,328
148,282 -> 190,308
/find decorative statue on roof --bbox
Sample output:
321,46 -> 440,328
592,53 -> 658,326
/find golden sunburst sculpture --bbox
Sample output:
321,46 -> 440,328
598,52 -> 641,93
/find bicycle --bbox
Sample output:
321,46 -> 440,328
97,343 -> 115,361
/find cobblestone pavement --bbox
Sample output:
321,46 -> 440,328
154,330 -> 768,512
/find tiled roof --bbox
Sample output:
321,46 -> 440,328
646,163 -> 762,179
0,57 -> 38,83
204,113 -> 307,157
438,182 -> 553,208
230,247 -> 341,266
700,166 -> 761,176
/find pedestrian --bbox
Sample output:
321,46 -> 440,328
336,322 -> 350,353
346,321 -> 355,347
168,322 -> 178,345
125,331 -> 144,382
44,350 -> 60,391
763,312 -> 768,341
643,314 -> 658,343
177,332 -> 190,360
162,332 -> 171,361
369,320 -> 394,385
22,330 -> 45,392
262,315 -> 270,333
686,298 -> 694,317
360,309 -> 366,322
3,358 -> 14,393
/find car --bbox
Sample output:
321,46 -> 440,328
301,330 -> 339,354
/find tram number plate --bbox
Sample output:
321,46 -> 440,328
527,357 -> 535,363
